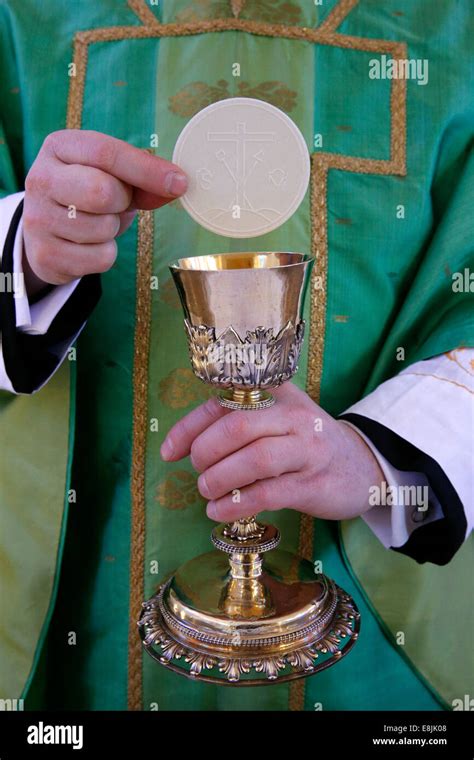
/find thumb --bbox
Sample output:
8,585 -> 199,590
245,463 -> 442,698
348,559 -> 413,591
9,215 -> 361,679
132,171 -> 188,210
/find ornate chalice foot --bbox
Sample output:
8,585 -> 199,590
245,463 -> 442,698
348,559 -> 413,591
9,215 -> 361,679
138,515 -> 360,685
138,252 -> 360,685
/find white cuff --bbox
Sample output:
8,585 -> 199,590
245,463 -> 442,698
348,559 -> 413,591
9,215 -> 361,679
341,421 -> 443,548
342,349 -> 473,547
0,192 -> 83,394
5,192 -> 81,335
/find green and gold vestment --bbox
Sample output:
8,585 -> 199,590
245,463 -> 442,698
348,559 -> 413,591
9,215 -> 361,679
0,0 -> 472,711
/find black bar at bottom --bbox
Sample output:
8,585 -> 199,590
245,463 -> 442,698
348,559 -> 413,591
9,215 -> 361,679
0,709 -> 472,757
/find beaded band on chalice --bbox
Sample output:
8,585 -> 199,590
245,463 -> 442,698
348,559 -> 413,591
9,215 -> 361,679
138,252 -> 360,685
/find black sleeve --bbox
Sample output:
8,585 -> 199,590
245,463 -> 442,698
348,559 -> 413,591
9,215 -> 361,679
339,412 -> 468,566
0,199 -> 101,394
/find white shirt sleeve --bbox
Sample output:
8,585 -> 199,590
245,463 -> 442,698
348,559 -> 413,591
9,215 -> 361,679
0,192 -> 82,393
3,192 -> 81,333
341,349 -> 473,551
341,423 -> 445,548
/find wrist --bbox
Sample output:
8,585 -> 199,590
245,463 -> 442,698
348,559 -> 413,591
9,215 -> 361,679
335,420 -> 385,516
22,240 -> 49,298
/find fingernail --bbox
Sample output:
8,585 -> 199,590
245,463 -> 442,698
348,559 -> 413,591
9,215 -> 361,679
165,171 -> 188,197
161,437 -> 175,460
207,501 -> 218,520
198,474 -> 210,498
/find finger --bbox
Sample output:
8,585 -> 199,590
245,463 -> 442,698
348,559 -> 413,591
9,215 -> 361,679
131,187 -> 180,211
46,130 -> 188,199
271,381 -> 310,404
197,436 -> 302,501
189,406 -> 291,473
45,201 -> 120,244
160,397 -> 228,461
161,382 -> 306,464
206,473 -> 300,522
32,237 -> 117,283
51,163 -> 132,213
118,209 -> 137,236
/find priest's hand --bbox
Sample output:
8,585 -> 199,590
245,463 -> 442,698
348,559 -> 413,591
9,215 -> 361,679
23,130 -> 188,294
161,383 -> 384,522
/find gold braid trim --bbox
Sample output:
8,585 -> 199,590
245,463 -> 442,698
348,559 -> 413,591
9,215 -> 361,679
306,156 -> 329,403
290,160 -> 329,714
65,0 -> 407,712
306,44 -> 407,399
66,21 -> 407,53
66,35 -> 88,130
127,0 -> 161,26
288,672 -> 306,711
318,0 -> 358,32
128,210 -> 154,710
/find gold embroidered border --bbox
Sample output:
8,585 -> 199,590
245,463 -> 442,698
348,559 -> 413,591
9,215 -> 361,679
445,348 -> 474,378
318,0 -> 358,33
66,0 -> 407,712
128,0 -> 161,27
128,210 -> 154,710
289,148 -> 332,714
67,18 -> 409,58
401,373 -> 474,396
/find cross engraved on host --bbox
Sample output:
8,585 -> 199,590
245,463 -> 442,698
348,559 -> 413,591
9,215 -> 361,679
207,121 -> 275,212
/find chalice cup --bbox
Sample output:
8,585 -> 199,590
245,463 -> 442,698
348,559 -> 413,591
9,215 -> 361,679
138,252 -> 360,685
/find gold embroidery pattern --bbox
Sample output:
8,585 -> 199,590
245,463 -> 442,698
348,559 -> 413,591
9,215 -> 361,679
176,0 -> 302,25
128,209 -> 154,711
156,469 -> 207,509
242,1 -> 302,25
238,80 -> 297,110
402,372 -> 474,396
176,1 -> 231,23
169,80 -> 230,117
67,0 -> 408,711
169,79 -> 297,118
158,367 -> 214,408
445,348 -> 474,378
159,277 -> 182,309
231,0 -> 246,18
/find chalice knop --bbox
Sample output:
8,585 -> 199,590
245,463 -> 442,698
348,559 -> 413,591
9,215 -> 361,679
138,252 -> 359,685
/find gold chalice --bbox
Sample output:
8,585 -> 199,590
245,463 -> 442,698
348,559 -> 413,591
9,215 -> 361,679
138,252 -> 359,685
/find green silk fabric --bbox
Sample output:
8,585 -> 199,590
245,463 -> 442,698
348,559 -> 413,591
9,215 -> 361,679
0,363 -> 73,700
341,519 -> 473,709
0,0 -> 472,710
142,24 -> 315,711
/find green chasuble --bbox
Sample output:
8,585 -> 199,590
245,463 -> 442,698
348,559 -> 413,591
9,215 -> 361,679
0,0 -> 472,711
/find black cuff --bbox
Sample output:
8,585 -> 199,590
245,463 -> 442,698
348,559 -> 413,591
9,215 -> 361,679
340,412 -> 467,566
0,199 -> 101,394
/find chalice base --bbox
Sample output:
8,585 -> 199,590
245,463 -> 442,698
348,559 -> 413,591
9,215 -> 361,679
138,546 -> 360,686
